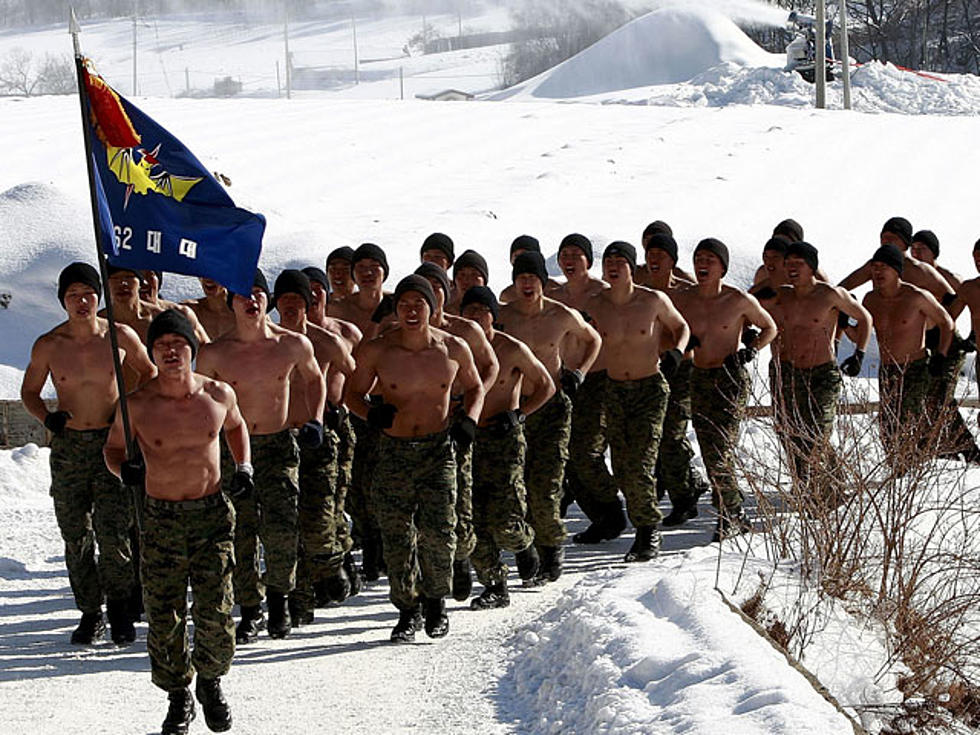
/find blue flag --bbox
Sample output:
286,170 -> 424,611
84,68 -> 264,296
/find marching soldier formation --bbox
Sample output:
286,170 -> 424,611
21,216 -> 980,734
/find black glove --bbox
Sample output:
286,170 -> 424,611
837,310 -> 852,330
750,286 -> 777,300
229,464 -> 254,500
324,402 -> 346,432
120,457 -> 145,486
928,350 -> 947,378
741,326 -> 761,350
298,419 -> 323,449
450,415 -> 477,451
659,348 -> 682,379
367,402 -> 397,430
723,346 -> 757,373
559,368 -> 584,397
43,410 -> 71,435
840,348 -> 865,377
684,334 -> 701,352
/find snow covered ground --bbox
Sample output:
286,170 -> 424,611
1,5 -> 979,734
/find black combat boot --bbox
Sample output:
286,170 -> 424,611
315,565 -> 351,605
711,507 -> 752,543
361,535 -> 382,582
451,558 -> 473,602
266,591 -> 292,639
235,604 -> 265,644
288,596 -> 314,626
195,676 -> 232,733
515,544 -> 540,584
572,500 -> 627,544
107,598 -> 136,645
538,545 -> 565,582
623,526 -> 661,563
423,597 -> 449,638
390,605 -> 421,643
470,582 -> 510,610
70,610 -> 106,645
344,553 -> 363,597
662,496 -> 699,527
161,688 -> 195,735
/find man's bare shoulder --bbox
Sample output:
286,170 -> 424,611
444,314 -> 483,339
201,375 -> 236,405
541,296 -> 578,319
900,282 -> 933,301
958,276 -> 980,298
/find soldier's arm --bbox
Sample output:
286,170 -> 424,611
838,260 -> 872,291
919,290 -> 954,355
195,342 -> 219,379
292,334 -> 327,423
324,333 -> 355,407
343,341 -> 381,420
219,382 -> 250,466
463,320 -> 499,394
516,341 -> 556,417
21,337 -> 53,425
741,292 -> 778,350
656,291 -> 690,355
834,287 -> 873,351
117,324 -> 157,387
448,336 -> 485,424
751,264 -> 767,287
176,303 -> 211,344
956,279 -> 980,323
103,402 -> 130,478
563,307 -> 602,374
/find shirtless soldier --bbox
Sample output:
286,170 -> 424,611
21,263 -> 155,644
672,239 -> 777,541
273,270 -> 355,624
345,275 -> 484,643
420,232 -> 455,272
632,234 -> 711,528
498,235 -> 562,304
862,245 -> 954,473
636,220 -> 696,286
325,246 -> 357,305
548,233 -> 619,539
499,252 -> 601,581
460,286 -> 554,608
415,263 -> 500,601
138,270 -> 210,343
586,242 -> 689,561
446,249 -> 490,314
954,239 -> 980,395
196,269 -> 326,642
104,310 -> 252,735
329,243 -> 390,340
775,242 -> 872,507
182,278 -> 237,340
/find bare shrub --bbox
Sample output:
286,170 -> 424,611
0,48 -> 76,96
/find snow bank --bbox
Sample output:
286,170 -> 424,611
500,548 -> 858,734
494,7 -> 782,100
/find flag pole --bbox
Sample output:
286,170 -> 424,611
69,8 -> 141,525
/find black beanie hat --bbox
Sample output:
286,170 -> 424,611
147,309 -> 199,363
912,230 -> 939,258
871,244 -> 904,276
763,237 -> 789,255
881,217 -> 913,248
301,266 -> 329,290
420,232 -> 455,265
510,234 -> 540,256
642,220 -> 673,240
460,285 -> 500,323
326,246 -> 355,267
394,274 -> 435,313
58,262 -> 102,308
352,243 -> 389,279
558,233 -> 594,268
227,268 -> 270,309
512,251 -> 548,286
414,262 -> 451,303
645,233 -> 678,264
273,269 -> 312,310
454,249 -> 489,284
694,238 -> 730,275
603,241 -> 637,274
785,241 -> 819,273
772,218 -> 804,243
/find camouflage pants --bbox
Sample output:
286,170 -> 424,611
347,414 -> 380,549
293,430 -> 345,611
334,412 -> 356,556
374,432 -> 457,610
470,421 -> 535,586
780,361 -> 843,499
225,430 -> 300,605
878,357 -> 931,470
454,441 -> 476,562
141,493 -> 235,693
523,390 -> 572,548
925,349 -> 978,457
691,364 -> 749,512
655,359 -> 707,507
606,373 -> 669,527
49,428 -> 134,613
564,371 -> 617,521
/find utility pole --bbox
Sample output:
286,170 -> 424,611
840,0 -> 851,110
284,1 -> 291,100
352,14 -> 359,85
815,0 -> 826,109
132,0 -> 138,96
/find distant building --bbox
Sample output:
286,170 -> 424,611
415,89 -> 475,102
